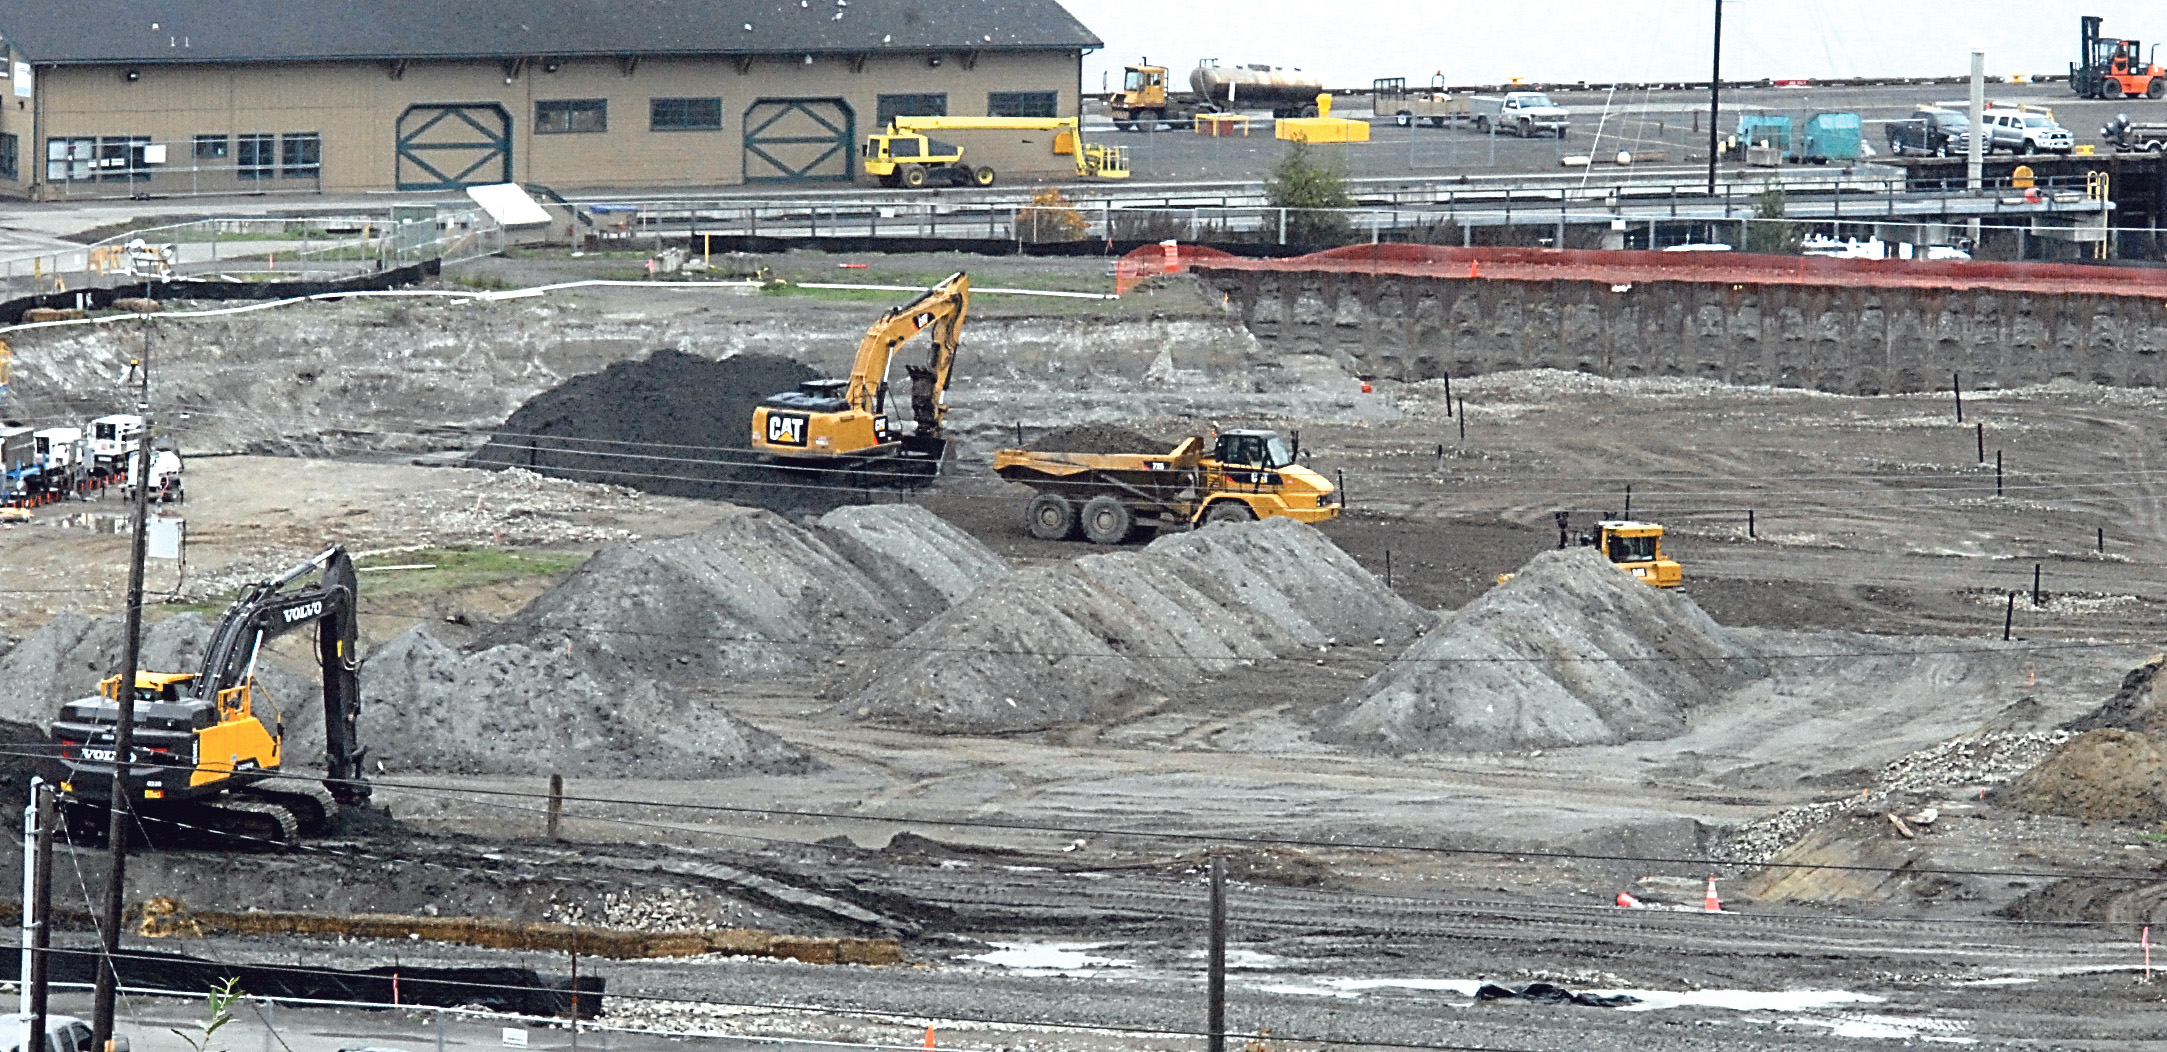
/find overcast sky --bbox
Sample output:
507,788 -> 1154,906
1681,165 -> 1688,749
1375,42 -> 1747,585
1061,1 -> 2163,90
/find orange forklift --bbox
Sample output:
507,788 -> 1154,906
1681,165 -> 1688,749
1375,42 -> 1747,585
2073,15 -> 2166,100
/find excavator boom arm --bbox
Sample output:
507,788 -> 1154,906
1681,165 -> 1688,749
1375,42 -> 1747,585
192,546 -> 369,806
842,273 -> 971,422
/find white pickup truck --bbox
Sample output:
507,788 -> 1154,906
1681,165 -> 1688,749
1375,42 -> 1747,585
1469,92 -> 1570,138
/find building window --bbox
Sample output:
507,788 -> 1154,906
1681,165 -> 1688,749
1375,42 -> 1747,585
0,134 -> 18,181
193,135 -> 229,160
236,133 -> 275,180
877,93 -> 947,128
650,97 -> 722,131
988,91 -> 1059,118
46,137 -> 93,181
536,98 -> 607,134
96,136 -> 150,182
281,133 -> 320,178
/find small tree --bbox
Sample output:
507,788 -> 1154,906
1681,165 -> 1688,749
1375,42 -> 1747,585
1265,142 -> 1354,247
1744,182 -> 1804,254
1017,187 -> 1089,244
172,978 -> 244,1052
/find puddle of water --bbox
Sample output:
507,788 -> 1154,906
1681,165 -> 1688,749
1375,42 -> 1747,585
1598,988 -> 1885,1013
966,942 -> 1134,976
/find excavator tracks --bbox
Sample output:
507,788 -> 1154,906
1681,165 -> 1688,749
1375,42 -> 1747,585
245,781 -> 339,836
191,798 -> 301,850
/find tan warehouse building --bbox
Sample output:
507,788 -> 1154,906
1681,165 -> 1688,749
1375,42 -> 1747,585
0,0 -> 1101,197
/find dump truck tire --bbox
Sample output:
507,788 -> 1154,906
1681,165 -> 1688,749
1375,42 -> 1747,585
1080,495 -> 1134,545
972,165 -> 997,188
1203,501 -> 1255,525
1027,493 -> 1080,540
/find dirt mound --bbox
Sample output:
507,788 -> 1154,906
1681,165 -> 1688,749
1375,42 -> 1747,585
1318,547 -> 1763,753
845,517 -> 1427,734
1023,425 -> 1171,454
467,350 -> 911,515
2004,728 -> 2167,822
480,504 -> 1005,686
2000,877 -> 2167,923
2064,655 -> 2167,735
360,627 -> 807,778
815,504 -> 1008,607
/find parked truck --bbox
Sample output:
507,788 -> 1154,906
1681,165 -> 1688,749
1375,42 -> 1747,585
1108,58 -> 1326,130
1469,92 -> 1570,138
1372,76 -> 1470,127
993,430 -> 1338,545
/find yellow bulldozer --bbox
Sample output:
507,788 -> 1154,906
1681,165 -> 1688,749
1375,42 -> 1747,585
1581,519 -> 1683,587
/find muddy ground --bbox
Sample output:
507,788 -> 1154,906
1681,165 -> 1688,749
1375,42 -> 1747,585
4,254 -> 2167,1049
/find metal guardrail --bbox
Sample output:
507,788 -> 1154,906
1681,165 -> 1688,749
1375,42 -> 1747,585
0,209 -> 503,300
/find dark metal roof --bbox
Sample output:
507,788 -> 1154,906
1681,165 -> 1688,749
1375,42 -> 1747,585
0,0 -> 1100,64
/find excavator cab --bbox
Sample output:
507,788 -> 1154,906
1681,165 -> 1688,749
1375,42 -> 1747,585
1579,520 -> 1684,588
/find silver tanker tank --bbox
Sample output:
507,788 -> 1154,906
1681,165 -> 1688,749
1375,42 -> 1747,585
1189,61 -> 1327,117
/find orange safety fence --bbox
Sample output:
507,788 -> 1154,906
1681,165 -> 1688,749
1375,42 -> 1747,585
1122,241 -> 2167,301
1113,241 -> 1245,296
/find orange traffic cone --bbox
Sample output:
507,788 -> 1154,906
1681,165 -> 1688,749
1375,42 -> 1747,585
924,1027 -> 936,1051
1703,877 -> 1721,913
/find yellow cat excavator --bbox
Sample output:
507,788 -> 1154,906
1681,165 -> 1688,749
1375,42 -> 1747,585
50,546 -> 370,846
751,272 -> 969,471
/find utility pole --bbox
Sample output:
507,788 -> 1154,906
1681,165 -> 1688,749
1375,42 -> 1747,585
92,321 -> 156,1052
1966,49 -> 1986,251
1706,0 -> 1724,197
27,780 -> 53,1051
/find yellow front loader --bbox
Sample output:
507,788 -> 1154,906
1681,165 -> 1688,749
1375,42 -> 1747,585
861,116 -> 1129,188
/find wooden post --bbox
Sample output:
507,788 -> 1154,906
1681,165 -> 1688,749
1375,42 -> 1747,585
547,774 -> 563,840
1995,450 -> 2003,497
1206,854 -> 1225,1052
2003,592 -> 2015,640
1976,422 -> 1984,464
1952,371 -> 1963,423
2032,563 -> 2043,607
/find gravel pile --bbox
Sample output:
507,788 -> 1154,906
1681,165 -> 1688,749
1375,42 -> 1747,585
1022,425 -> 1171,454
1720,728 -> 2073,864
846,517 -> 1427,734
549,889 -> 717,933
480,504 -> 1006,686
360,625 -> 810,778
466,350 -> 910,515
2065,655 -> 2167,734
1318,548 -> 1762,753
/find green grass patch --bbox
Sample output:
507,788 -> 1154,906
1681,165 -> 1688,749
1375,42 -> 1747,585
353,547 -> 589,597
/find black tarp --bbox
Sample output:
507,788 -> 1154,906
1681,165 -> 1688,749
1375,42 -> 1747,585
0,259 -> 443,326
48,945 -> 602,1017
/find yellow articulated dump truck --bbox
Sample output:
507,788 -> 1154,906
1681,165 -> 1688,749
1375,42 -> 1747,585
993,429 -> 1338,544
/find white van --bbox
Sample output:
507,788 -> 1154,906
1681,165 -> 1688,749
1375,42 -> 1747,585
0,1013 -> 124,1052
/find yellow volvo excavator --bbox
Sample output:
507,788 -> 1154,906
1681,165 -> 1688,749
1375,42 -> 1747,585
750,273 -> 969,471
50,546 -> 370,846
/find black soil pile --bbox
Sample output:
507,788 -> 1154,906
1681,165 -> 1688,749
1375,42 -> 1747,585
1024,425 -> 1171,454
468,350 -> 922,515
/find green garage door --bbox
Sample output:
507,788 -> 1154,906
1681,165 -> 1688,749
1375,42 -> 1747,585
396,103 -> 513,191
742,98 -> 855,183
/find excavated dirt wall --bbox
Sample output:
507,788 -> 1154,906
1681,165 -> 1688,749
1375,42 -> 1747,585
1,292 -> 1381,460
1199,267 -> 2167,394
